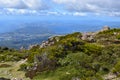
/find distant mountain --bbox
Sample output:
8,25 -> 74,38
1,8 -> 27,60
0,25 -> 54,49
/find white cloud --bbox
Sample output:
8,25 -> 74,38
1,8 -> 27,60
22,0 -> 48,10
47,11 -> 59,15
105,11 -> 120,17
53,0 -> 77,4
0,8 -> 39,15
52,0 -> 120,16
0,0 -> 48,10
0,0 -> 26,8
73,12 -> 87,16
0,0 -> 120,16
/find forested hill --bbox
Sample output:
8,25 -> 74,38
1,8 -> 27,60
1,27 -> 120,80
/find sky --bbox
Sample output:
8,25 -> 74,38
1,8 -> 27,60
0,0 -> 120,18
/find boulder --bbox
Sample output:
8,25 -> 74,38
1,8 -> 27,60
101,26 -> 110,31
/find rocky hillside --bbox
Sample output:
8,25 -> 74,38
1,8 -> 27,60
1,26 -> 120,80
24,26 -> 120,80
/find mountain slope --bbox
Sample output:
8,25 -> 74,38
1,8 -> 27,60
1,28 -> 120,80
24,28 -> 120,80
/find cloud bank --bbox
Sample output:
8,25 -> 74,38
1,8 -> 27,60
0,0 -> 120,16
0,0 -> 49,10
53,0 -> 120,16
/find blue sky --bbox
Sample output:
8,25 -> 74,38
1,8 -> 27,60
0,0 -> 120,17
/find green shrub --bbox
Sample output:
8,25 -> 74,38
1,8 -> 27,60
19,63 -> 28,71
113,61 -> 120,74
84,43 -> 102,56
116,34 -> 120,39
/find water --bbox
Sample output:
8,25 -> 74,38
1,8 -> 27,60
0,15 -> 120,34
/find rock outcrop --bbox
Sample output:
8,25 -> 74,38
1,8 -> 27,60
101,25 -> 110,32
81,26 -> 111,42
81,32 -> 96,42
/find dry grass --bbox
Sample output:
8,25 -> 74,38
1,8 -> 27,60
0,59 -> 30,80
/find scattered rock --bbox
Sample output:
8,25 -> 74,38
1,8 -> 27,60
104,73 -> 117,80
81,26 -> 111,42
28,44 -> 39,50
100,25 -> 110,32
72,77 -> 80,80
20,46 -> 25,51
81,32 -> 96,42
39,36 -> 58,48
